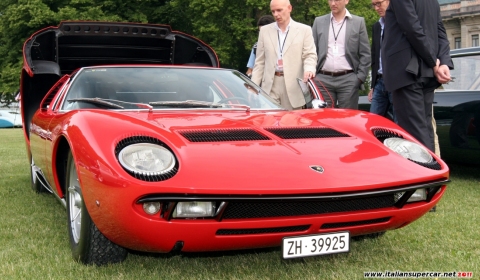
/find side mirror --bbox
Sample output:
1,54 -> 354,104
297,78 -> 329,109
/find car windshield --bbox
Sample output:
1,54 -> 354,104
440,53 -> 480,91
62,67 -> 282,110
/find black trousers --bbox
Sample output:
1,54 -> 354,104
392,79 -> 436,152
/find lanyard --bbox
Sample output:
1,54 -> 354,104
277,30 -> 289,58
331,18 -> 346,45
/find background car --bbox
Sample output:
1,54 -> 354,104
0,108 -> 22,128
21,21 -> 449,265
359,47 -> 480,165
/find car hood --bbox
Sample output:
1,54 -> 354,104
67,109 -> 448,195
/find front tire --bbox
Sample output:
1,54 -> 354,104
66,151 -> 127,265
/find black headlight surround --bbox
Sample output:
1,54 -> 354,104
115,135 -> 179,181
372,128 -> 404,142
409,159 -> 442,170
372,128 -> 442,171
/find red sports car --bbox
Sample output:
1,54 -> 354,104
20,21 -> 449,265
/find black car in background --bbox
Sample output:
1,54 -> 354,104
359,47 -> 480,165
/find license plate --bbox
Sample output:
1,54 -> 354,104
282,231 -> 350,259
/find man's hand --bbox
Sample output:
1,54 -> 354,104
303,71 -> 314,82
368,89 -> 373,102
435,65 -> 451,84
434,58 -> 451,84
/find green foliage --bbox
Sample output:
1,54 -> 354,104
0,0 -> 378,104
0,63 -> 21,105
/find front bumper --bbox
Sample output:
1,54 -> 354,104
85,180 -> 447,253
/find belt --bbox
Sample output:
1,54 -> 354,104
318,70 -> 354,77
377,74 -> 383,79
274,71 -> 284,77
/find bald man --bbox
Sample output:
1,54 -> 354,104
251,0 -> 317,110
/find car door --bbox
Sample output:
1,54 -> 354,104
30,76 -> 70,188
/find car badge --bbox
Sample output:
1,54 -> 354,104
309,165 -> 324,173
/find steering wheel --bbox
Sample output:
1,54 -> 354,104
217,97 -> 249,104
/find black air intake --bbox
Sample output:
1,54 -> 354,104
264,127 -> 349,139
179,128 -> 270,142
222,195 -> 395,219
320,217 -> 391,229
216,225 -> 310,235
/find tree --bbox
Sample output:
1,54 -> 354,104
0,0 -> 377,105
0,0 -> 159,105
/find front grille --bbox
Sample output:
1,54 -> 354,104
222,194 -> 395,219
320,217 -> 391,229
264,127 -> 349,139
137,180 -> 449,221
216,225 -> 310,235
179,128 -> 270,142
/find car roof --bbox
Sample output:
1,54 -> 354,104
450,47 -> 480,58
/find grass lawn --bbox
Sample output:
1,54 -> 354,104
0,128 -> 478,280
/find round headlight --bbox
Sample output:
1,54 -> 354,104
383,137 -> 433,163
118,143 -> 175,175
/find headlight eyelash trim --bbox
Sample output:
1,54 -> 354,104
115,135 -> 179,181
372,128 -> 442,171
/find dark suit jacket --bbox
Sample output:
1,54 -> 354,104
381,0 -> 453,92
371,21 -> 381,89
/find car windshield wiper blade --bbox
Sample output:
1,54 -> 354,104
149,100 -> 223,108
67,98 -> 154,110
67,98 -> 124,109
221,103 -> 251,112
149,100 -> 250,111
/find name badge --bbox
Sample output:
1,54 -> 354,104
277,58 -> 284,71
333,45 -> 338,55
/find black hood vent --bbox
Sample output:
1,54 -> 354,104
264,127 -> 349,139
179,128 -> 270,142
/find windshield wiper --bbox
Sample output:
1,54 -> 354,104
67,98 -> 155,111
67,98 -> 124,109
222,103 -> 250,112
149,100 -> 250,111
149,100 -> 223,108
